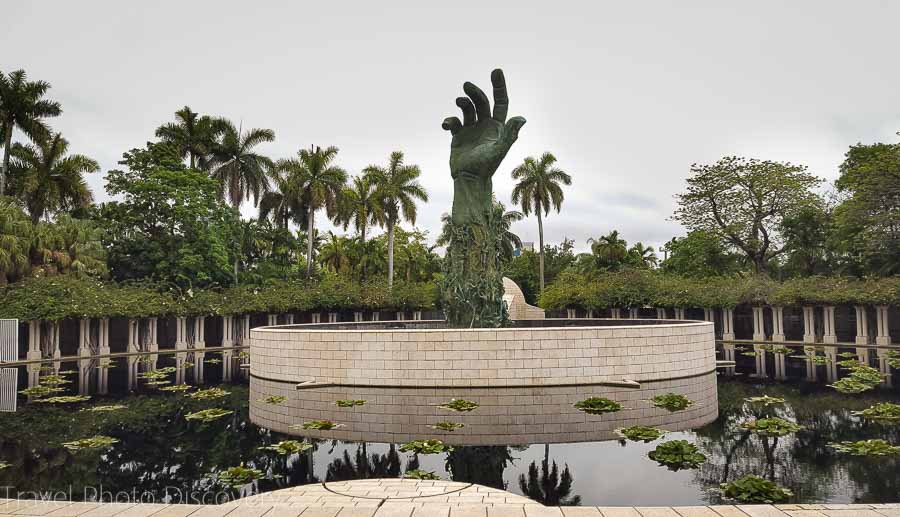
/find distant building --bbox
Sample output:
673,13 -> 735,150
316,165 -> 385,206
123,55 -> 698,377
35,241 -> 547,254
513,242 -> 534,257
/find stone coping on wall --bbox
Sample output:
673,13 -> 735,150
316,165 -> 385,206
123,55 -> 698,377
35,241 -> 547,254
250,320 -> 715,388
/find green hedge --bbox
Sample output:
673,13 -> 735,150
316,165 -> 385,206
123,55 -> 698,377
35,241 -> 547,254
539,270 -> 900,310
0,276 -> 438,321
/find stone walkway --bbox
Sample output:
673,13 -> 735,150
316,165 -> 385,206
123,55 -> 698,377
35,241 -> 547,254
0,479 -> 896,517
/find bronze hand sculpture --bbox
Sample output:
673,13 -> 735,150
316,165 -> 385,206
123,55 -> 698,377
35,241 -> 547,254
442,69 -> 526,225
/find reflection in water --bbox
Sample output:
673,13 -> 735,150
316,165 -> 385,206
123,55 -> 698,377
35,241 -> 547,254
0,360 -> 897,505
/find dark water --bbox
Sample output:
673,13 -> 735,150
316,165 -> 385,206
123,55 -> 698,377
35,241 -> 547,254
0,359 -> 898,506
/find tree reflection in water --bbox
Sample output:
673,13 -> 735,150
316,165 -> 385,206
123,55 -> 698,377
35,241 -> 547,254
325,443 -> 401,481
518,459 -> 581,506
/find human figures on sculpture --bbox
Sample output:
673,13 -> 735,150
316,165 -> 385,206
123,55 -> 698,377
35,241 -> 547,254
440,69 -> 525,328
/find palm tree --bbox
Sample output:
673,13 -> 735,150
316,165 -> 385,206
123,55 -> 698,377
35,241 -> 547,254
275,145 -> 347,278
207,119 -> 275,209
511,152 -> 572,292
0,199 -> 31,285
518,459 -> 581,506
8,133 -> 98,223
318,231 -> 352,275
588,230 -> 629,270
155,106 -> 222,169
628,242 -> 658,268
258,170 -> 306,229
338,176 -> 382,277
366,151 -> 428,288
31,215 -> 106,278
0,69 -> 62,196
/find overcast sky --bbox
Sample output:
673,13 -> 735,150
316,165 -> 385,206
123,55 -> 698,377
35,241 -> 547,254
4,1 -> 900,254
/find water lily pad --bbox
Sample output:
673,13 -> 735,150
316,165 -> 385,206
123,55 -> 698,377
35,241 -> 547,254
615,425 -> 666,443
740,417 -> 804,437
721,475 -> 792,503
438,399 -> 479,412
404,469 -> 441,480
259,440 -> 313,455
33,395 -> 91,404
294,420 -> 343,431
218,464 -> 263,488
573,397 -> 622,415
399,439 -> 453,454
430,422 -> 465,432
744,395 -> 785,407
648,440 -> 706,470
853,403 -> 900,423
62,435 -> 119,451
159,384 -> 193,392
81,405 -> 127,412
19,385 -> 63,398
185,408 -> 234,423
829,439 -> 900,456
650,393 -> 694,412
335,399 -> 366,408
262,395 -> 287,405
188,387 -> 230,400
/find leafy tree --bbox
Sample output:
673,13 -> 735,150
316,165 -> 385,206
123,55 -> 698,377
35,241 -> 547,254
8,133 -> 98,223
587,230 -> 629,271
511,152 -> 572,292
832,138 -> 900,275
0,69 -> 62,196
318,231 -> 352,275
779,204 -> 834,277
0,198 -> 31,285
258,169 -> 306,229
207,119 -> 275,209
660,230 -> 743,277
504,239 -> 576,304
276,145 -> 347,278
100,142 -> 238,288
30,215 -> 106,279
366,151 -> 428,288
674,156 -> 822,274
154,106 -> 222,169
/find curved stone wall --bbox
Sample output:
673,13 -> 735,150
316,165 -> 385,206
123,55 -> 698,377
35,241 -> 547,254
249,320 -> 715,388
249,372 -> 719,445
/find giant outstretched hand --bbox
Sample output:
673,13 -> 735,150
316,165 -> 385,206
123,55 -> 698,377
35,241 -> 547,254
442,69 -> 526,225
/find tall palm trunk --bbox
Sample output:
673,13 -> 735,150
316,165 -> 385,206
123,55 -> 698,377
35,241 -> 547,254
1,127 -> 12,197
189,152 -> 196,170
306,204 -> 316,278
537,208 -> 545,292
360,224 -> 367,279
387,220 -> 395,288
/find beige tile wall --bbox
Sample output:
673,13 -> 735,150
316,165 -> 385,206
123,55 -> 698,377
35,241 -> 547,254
249,322 -> 715,388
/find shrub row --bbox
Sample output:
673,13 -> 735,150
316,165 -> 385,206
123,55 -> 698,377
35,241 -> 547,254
539,270 -> 900,310
0,275 -> 438,321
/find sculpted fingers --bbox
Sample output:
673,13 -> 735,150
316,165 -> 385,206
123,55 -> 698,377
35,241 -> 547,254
456,97 -> 476,126
491,69 -> 509,122
442,116 -> 462,135
500,116 -> 526,148
463,81 -> 491,122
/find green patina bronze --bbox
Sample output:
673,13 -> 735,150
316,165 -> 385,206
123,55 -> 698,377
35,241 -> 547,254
442,69 -> 526,225
440,69 -> 526,327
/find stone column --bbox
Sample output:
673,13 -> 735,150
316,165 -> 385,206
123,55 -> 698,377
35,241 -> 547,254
610,308 -> 621,319
312,313 -> 322,324
77,318 -> 91,395
752,306 -> 766,342
354,311 -> 363,322
193,316 -> 206,384
329,312 -> 339,323
126,319 -> 140,390
566,308 -> 576,319
703,308 -> 715,322
674,308 -> 686,320
267,314 -> 278,326
752,343 -> 767,378
822,306 -> 837,344
174,317 -> 187,385
773,349 -> 787,381
771,306 -> 785,342
285,314 -> 294,325
722,308 -> 735,341
25,321 -> 41,388
802,306 -> 816,343
854,306 -> 870,345
824,347 -> 838,383
147,317 -> 159,370
656,308 -> 666,319
221,316 -> 234,382
370,312 -> 379,322
628,307 -> 639,319
585,309 -> 594,319
875,306 -> 891,345
396,311 -> 405,321
877,349 -> 893,387
97,318 -> 110,395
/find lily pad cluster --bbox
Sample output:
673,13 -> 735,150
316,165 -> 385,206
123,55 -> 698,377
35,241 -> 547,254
438,399 -> 479,412
853,403 -> 900,423
403,469 -> 441,480
218,464 -> 263,488
430,422 -> 465,432
829,363 -> 883,394
295,420 -> 343,431
62,435 -> 119,451
740,417 -> 804,437
81,405 -> 127,412
720,475 -> 793,503
33,395 -> 91,404
573,397 -> 622,415
615,426 -> 666,443
650,393 -> 694,412
188,387 -> 230,400
159,384 -> 193,392
335,399 -> 366,408
262,395 -> 287,405
399,439 -> 453,455
259,440 -> 312,455
185,408 -> 234,423
647,440 -> 706,470
744,395 -> 785,407
828,439 -> 900,456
